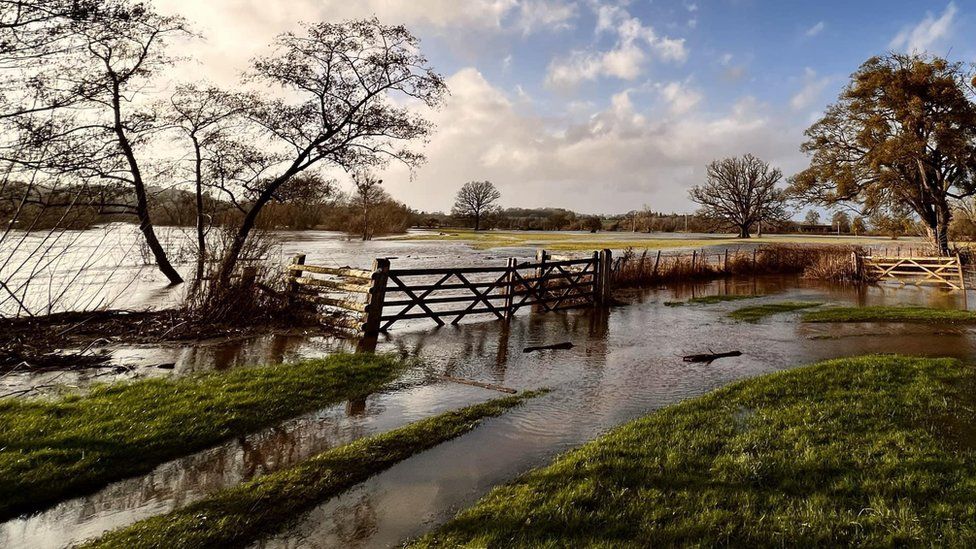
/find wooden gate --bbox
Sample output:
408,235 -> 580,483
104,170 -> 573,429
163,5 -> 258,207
285,250 -> 613,334
857,254 -> 966,290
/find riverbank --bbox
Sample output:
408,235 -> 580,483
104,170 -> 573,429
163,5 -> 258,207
82,390 -> 544,548
0,353 -> 405,519
415,355 -> 976,547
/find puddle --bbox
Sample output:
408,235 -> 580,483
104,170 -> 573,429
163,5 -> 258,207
4,276 -> 976,548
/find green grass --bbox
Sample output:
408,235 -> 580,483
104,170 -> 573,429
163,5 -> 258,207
664,294 -> 761,307
413,355 -> 976,547
729,301 -> 823,321
804,306 -> 976,324
83,390 -> 545,549
0,353 -> 407,520
392,228 -> 904,251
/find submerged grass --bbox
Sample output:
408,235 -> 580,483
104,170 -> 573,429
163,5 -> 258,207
0,354 -> 406,519
803,306 -> 976,324
729,301 -> 823,322
664,294 -> 760,307
83,390 -> 546,549
414,355 -> 976,547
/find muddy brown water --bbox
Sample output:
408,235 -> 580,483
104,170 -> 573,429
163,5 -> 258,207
3,277 -> 976,548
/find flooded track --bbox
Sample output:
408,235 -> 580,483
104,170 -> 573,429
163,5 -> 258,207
3,276 -> 976,548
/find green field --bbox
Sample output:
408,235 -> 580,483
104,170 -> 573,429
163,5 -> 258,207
391,229 -> 906,251
415,355 -> 976,547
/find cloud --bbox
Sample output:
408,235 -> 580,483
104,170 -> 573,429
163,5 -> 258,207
381,68 -> 805,213
804,21 -> 825,37
790,68 -> 830,111
545,4 -> 687,89
890,2 -> 957,52
515,0 -> 579,35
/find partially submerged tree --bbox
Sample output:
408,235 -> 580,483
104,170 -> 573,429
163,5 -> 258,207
689,154 -> 788,238
350,170 -> 384,241
1,1 -> 193,284
213,18 -> 447,285
452,180 -> 501,231
790,53 -> 976,255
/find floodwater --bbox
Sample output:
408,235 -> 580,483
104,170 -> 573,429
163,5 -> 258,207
4,276 -> 976,548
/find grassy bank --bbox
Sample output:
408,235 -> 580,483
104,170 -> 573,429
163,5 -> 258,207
83,390 -> 545,549
729,301 -> 823,321
804,306 -> 976,324
394,229 -> 900,252
0,354 -> 406,519
414,355 -> 976,547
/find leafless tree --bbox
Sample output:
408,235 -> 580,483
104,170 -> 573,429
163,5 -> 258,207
1,0 -> 193,284
164,83 -> 245,280
211,18 -> 447,286
452,180 -> 501,231
351,170 -> 384,240
689,154 -> 788,238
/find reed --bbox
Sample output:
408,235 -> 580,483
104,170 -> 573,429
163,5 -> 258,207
612,244 -> 867,288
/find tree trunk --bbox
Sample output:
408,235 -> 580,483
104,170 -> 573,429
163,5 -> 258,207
474,212 -> 480,231
111,81 -> 182,285
737,225 -> 751,238
192,137 -> 206,282
217,195 -> 266,287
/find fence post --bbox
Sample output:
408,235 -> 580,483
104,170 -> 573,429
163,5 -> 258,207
241,266 -> 257,287
957,254 -> 966,290
535,249 -> 548,309
599,249 -> 613,304
592,251 -> 602,305
503,257 -> 517,320
287,254 -> 306,304
362,258 -> 390,335
652,250 -> 661,278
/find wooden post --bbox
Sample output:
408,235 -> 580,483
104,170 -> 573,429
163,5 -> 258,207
241,266 -> 257,287
691,250 -> 697,271
652,250 -> 661,278
591,251 -> 602,305
503,257 -> 517,319
287,254 -> 306,303
599,249 -> 613,304
362,258 -> 390,335
535,249 -> 548,308
724,249 -> 729,272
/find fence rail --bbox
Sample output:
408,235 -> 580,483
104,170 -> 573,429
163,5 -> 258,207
857,255 -> 965,290
286,250 -> 612,333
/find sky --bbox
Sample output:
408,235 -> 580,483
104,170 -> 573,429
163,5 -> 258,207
154,0 -> 975,215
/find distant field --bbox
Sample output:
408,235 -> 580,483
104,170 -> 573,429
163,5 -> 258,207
391,229 -> 912,252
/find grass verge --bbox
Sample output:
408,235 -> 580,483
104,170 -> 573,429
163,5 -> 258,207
0,353 -> 406,520
83,390 -> 546,549
729,301 -> 823,322
413,355 -> 976,547
803,306 -> 976,324
664,294 -> 760,307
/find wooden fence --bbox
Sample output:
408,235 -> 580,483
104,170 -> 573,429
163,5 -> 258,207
286,250 -> 613,334
856,254 -> 966,290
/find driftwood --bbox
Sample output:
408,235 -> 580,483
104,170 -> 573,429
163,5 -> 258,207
523,341 -> 574,353
682,350 -> 742,364
435,374 -> 517,394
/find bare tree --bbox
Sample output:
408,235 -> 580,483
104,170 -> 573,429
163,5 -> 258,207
351,170 -> 384,240
452,180 -> 501,231
689,154 -> 787,238
1,1 -> 192,284
164,83 -> 245,281
212,18 -> 447,286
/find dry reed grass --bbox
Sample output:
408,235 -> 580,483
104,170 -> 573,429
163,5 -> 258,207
612,244 -> 868,288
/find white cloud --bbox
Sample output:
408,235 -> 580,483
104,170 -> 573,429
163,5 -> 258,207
790,68 -> 830,111
546,4 -> 687,89
890,2 -> 957,52
515,0 -> 579,35
804,21 -> 825,37
381,68 -> 804,213
658,81 -> 703,115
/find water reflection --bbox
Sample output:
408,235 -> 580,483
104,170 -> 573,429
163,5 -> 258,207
5,277 -> 976,548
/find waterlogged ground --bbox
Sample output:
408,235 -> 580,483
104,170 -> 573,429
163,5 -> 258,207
3,277 -> 976,548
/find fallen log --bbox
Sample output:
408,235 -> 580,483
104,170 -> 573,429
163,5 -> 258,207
523,341 -> 574,353
435,374 -> 517,394
682,350 -> 742,364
